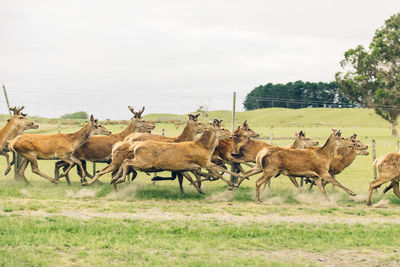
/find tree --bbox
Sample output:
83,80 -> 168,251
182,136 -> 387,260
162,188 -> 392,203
336,13 -> 400,136
61,111 -> 88,119
243,81 -> 353,110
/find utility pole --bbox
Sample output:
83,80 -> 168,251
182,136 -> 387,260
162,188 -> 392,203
2,85 -> 11,115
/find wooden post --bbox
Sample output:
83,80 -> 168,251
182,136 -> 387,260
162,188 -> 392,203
2,85 -> 11,115
92,162 -> 96,177
162,129 -> 165,136
269,133 -> 273,144
372,139 -> 377,180
231,92 -> 238,183
14,154 -> 21,180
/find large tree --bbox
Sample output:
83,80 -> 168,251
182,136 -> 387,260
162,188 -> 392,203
336,13 -> 400,136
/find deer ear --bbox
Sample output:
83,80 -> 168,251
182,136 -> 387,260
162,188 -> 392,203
90,115 -> 94,122
21,113 -> 27,117
188,114 -> 194,120
194,113 -> 200,118
299,131 -> 305,137
294,132 -> 298,137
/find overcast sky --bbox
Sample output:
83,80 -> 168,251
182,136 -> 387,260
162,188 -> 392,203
1,0 -> 400,119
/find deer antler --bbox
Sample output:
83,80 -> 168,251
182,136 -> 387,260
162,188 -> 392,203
9,107 -> 17,115
16,106 -> 25,114
138,107 -> 145,117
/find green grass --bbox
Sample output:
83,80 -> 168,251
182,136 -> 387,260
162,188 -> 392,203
2,107 -> 400,266
0,216 -> 399,266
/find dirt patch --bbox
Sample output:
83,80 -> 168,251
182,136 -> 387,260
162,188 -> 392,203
233,248 -> 398,267
373,199 -> 390,208
105,184 -> 140,201
206,191 -> 235,202
66,188 -> 97,199
3,207 -> 400,225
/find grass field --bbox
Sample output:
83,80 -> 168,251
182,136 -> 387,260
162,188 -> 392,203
1,108 -> 400,266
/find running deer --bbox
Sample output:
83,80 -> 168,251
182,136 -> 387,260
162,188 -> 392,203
0,106 -> 38,175
228,131 -> 319,182
306,134 -> 369,191
54,106 -> 154,184
125,114 -> 207,194
83,119 -> 240,190
212,120 -> 260,171
234,130 -> 356,202
367,152 -> 400,205
10,115 -> 111,184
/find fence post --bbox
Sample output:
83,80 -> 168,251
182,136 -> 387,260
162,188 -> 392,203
2,85 -> 11,115
231,92 -> 238,183
14,154 -> 21,180
269,133 -> 273,144
372,139 -> 377,181
93,162 -> 96,177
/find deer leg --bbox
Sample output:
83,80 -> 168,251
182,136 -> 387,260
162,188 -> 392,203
191,171 -> 203,190
16,157 -> 29,185
54,160 -> 67,180
25,155 -> 57,183
177,172 -> 184,194
0,151 -> 11,176
151,172 -> 178,181
231,165 -> 263,190
288,176 -> 302,192
255,169 -> 277,203
10,151 -> 15,166
314,178 -> 329,201
367,177 -> 391,206
320,174 -> 356,196
383,182 -> 393,194
181,172 -> 205,194
205,163 -> 235,186
82,162 -> 118,186
392,181 -> 400,199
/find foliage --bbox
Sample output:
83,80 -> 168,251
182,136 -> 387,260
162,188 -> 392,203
243,81 -> 354,110
61,111 -> 88,119
336,13 -> 400,136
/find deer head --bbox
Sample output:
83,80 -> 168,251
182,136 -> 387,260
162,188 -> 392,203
332,129 -> 355,148
91,117 -> 112,136
348,134 -> 369,155
7,106 -> 39,130
187,113 -> 207,134
295,130 -> 319,148
128,106 -> 155,133
235,120 -> 260,138
212,118 -> 231,140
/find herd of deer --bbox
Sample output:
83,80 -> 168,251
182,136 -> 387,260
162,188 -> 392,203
1,105 -> 400,206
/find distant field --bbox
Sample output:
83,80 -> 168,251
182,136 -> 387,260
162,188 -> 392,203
1,108 -> 400,266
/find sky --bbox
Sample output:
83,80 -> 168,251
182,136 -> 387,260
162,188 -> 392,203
1,0 -> 400,119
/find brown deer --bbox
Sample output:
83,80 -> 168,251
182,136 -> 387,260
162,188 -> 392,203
228,131 -> 319,182
127,113 -> 208,194
305,134 -> 369,191
9,115 -> 111,184
108,119 -> 241,188
0,106 -> 38,175
234,130 -> 356,202
83,119 -> 240,190
367,152 -> 400,206
54,106 -> 154,184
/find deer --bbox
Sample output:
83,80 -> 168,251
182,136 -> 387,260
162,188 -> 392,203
125,113 -> 207,194
82,114 -> 210,193
54,106 -> 154,184
305,134 -> 369,191
83,119 -> 241,192
0,106 -> 39,175
367,152 -> 400,206
108,119 -> 242,189
226,131 -> 319,183
233,130 -> 356,203
9,115 -> 111,185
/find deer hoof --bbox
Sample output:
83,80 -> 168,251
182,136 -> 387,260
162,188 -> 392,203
5,167 -> 11,176
350,192 -> 357,196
